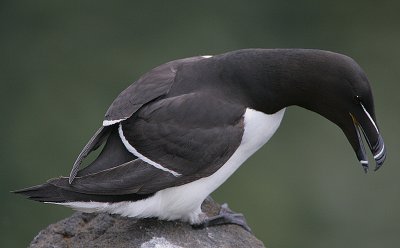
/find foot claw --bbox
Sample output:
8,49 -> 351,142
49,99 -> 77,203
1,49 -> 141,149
192,202 -> 252,233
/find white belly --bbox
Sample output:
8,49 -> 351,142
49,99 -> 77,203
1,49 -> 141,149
54,108 -> 285,223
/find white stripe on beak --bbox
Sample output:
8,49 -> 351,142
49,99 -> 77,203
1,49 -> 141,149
360,103 -> 379,134
373,143 -> 385,159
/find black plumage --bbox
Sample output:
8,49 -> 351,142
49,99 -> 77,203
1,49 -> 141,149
15,49 -> 386,213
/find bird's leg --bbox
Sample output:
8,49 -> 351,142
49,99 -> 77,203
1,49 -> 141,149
192,203 -> 252,232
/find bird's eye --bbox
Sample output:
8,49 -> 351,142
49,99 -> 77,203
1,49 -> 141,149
354,95 -> 362,104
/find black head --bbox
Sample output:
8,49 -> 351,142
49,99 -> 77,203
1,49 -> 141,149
333,65 -> 386,172
227,49 -> 387,171
278,50 -> 387,172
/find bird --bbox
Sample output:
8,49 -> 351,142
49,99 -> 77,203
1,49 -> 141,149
14,49 -> 386,231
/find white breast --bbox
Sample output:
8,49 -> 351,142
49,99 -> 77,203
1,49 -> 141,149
53,108 -> 286,224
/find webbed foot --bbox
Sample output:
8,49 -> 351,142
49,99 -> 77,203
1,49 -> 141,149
192,203 -> 252,232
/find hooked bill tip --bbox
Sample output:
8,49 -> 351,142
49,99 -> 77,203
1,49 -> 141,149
374,156 -> 386,172
362,165 -> 369,174
373,135 -> 386,172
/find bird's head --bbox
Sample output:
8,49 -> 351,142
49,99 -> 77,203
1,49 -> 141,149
209,49 -> 387,171
282,50 -> 387,172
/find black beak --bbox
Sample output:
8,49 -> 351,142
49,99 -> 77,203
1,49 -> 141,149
349,103 -> 386,172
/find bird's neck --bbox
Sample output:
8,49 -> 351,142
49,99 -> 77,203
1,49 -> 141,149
218,49 -> 332,114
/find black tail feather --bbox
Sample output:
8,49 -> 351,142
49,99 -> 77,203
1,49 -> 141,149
13,182 -> 70,202
13,178 -> 154,203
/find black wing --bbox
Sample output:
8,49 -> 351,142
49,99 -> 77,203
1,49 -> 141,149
104,56 -> 208,124
69,56 -> 208,182
16,93 -> 246,202
119,92 -> 246,190
68,126 -> 112,182
77,92 -> 245,193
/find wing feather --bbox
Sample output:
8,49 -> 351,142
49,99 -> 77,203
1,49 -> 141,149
69,126 -> 111,183
121,92 -> 245,179
103,56 -> 207,124
69,56 -> 208,183
64,93 -> 245,196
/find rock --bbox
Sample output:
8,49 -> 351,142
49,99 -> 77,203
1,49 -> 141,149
29,198 -> 265,248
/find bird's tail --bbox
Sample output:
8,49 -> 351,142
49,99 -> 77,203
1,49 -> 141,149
13,179 -> 84,203
13,177 -> 154,203
13,180 -> 114,213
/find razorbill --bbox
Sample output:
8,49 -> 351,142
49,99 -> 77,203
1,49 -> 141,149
14,49 -> 387,230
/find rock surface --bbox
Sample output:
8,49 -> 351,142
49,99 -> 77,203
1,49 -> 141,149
29,198 -> 265,248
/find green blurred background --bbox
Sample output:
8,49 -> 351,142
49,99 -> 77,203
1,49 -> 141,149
1,1 -> 399,247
